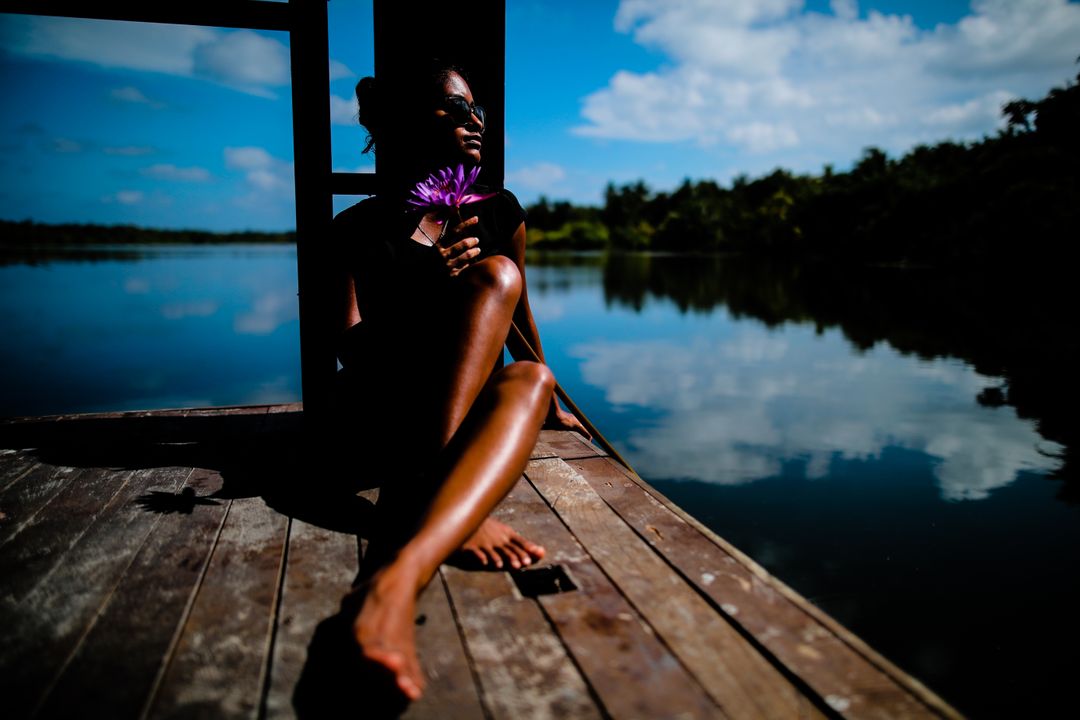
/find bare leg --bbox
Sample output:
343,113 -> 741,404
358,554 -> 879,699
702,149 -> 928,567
353,360 -> 555,699
351,256 -> 555,699
377,256 -> 547,568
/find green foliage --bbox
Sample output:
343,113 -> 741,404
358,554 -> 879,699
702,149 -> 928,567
525,66 -> 1080,267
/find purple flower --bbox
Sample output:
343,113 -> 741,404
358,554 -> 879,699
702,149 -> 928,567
408,164 -> 495,212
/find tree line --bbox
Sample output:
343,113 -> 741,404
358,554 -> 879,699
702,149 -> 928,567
0,220 -> 295,246
526,66 -> 1079,268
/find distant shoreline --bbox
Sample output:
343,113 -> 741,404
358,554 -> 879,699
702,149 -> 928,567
0,220 -> 295,245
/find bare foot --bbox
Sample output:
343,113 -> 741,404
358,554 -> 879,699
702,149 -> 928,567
351,568 -> 425,701
458,517 -> 545,569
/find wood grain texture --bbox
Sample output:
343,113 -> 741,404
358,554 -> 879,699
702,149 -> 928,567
499,478 -> 723,720
35,468 -> 227,720
264,517 -> 359,720
146,493 -> 288,719
572,454 -> 953,720
0,464 -> 192,719
443,564 -> 602,720
0,462 -> 81,547
526,457 -> 823,719
538,430 -> 605,460
0,450 -> 40,492
401,575 -> 487,720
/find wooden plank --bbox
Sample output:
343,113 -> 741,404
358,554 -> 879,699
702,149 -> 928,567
264,518 -> 360,720
498,478 -> 723,720
530,439 -> 560,461
572,454 -> 954,720
146,494 -> 289,719
442,564 -> 602,720
538,429 -> 605,460
401,575 -> 487,720
0,462 -> 81,547
34,468 -> 228,720
0,449 -> 40,491
0,466 -> 129,605
295,482 -> 486,719
0,464 -> 192,719
526,457 -> 824,719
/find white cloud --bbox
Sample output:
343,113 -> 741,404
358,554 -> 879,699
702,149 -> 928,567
329,58 -> 354,81
1,15 -> 212,74
727,122 -> 799,153
506,162 -> 568,192
330,93 -> 358,125
225,146 -> 274,171
0,16 -> 289,96
192,29 -> 290,96
110,86 -> 165,108
224,146 -> 294,206
235,290 -> 299,335
572,325 -> 1061,500
142,163 -> 211,182
103,190 -> 145,205
577,0 -> 1080,165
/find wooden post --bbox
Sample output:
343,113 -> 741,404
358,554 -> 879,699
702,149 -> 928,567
289,0 -> 336,421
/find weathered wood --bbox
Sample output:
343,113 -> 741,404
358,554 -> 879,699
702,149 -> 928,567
0,410 -> 956,720
499,478 -> 723,719
35,468 -> 227,720
401,575 -> 487,720
572,454 -> 955,720
0,449 -> 40,492
526,456 -> 823,719
537,429 -> 605,460
0,462 -> 81,547
529,440 -> 560,461
146,494 -> 289,719
0,467 -> 132,605
264,517 -> 359,719
0,464 -> 192,719
442,564 -> 602,720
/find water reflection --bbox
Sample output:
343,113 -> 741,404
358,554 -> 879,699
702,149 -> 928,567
0,244 -> 301,417
572,325 -> 1059,501
532,251 -> 1076,495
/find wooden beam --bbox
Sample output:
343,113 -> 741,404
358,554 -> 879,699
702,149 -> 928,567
289,0 -> 336,420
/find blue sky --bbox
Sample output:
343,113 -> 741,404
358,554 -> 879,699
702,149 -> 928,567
1,0 -> 1077,231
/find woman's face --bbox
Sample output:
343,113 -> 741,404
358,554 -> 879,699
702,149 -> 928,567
433,71 -> 484,165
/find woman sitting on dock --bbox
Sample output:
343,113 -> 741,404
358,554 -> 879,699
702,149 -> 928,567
331,63 -> 587,700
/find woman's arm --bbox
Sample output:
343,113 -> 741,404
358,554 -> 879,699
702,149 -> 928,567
334,256 -> 367,369
505,221 -> 590,438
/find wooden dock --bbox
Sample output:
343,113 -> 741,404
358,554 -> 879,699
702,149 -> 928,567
0,404 -> 960,719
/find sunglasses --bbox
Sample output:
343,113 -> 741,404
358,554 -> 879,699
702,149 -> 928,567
442,95 -> 486,133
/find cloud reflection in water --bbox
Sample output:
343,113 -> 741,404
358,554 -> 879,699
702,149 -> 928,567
572,324 -> 1060,501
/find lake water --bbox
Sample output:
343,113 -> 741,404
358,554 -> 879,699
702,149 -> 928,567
1,244 -> 1075,716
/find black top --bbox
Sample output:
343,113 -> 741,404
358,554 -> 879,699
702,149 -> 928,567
332,186 -> 526,365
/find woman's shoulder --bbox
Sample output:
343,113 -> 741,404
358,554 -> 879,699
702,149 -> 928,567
332,195 -> 388,230
331,196 -> 399,263
473,185 -> 526,228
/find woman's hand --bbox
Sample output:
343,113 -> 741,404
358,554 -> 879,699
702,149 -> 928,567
546,403 -> 592,439
436,215 -> 481,278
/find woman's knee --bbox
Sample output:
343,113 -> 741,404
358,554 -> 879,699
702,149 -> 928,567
501,360 -> 555,399
461,255 -> 521,304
